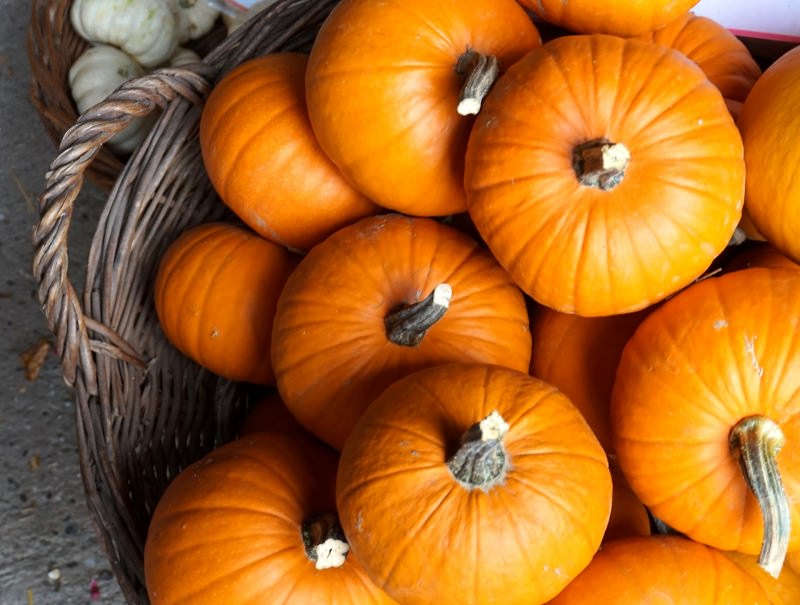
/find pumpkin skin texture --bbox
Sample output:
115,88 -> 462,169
199,53 -> 379,252
305,0 -> 541,216
634,12 -> 761,120
738,46 -> 800,263
271,214 -> 532,451
611,269 -> 800,562
530,307 -> 648,452
547,536 -> 769,604
518,0 -> 699,36
154,223 -> 297,384
144,433 -> 396,605
465,34 -> 744,316
723,550 -> 800,605
336,363 -> 612,605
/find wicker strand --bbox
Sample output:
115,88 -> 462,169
33,69 -> 212,395
30,2 -> 339,603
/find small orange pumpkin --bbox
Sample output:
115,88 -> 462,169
154,222 -> 297,384
144,433 -> 396,604
612,268 -> 800,577
547,536 -> 769,604
634,12 -> 761,120
465,34 -> 744,316
738,45 -> 800,263
518,0 -> 700,36
271,214 -> 532,450
337,363 -> 611,605
199,53 -> 379,252
305,0 -> 541,216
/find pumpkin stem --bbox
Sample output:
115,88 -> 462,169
573,139 -> 631,191
448,411 -> 509,491
729,415 -> 790,578
301,512 -> 350,570
385,283 -> 452,347
456,49 -> 500,116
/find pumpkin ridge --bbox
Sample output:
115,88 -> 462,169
168,543 -> 299,604
192,234 -> 256,373
214,101 -> 302,205
506,471 -> 601,550
378,483 -> 459,587
155,225 -> 224,338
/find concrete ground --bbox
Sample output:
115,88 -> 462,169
1,1 -> 124,603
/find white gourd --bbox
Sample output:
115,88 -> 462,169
166,46 -> 202,67
70,0 -> 178,67
164,0 -> 220,43
68,45 -> 156,154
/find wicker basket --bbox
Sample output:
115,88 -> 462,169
32,1 -> 337,602
27,0 -> 226,191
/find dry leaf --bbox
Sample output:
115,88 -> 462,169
20,339 -> 52,381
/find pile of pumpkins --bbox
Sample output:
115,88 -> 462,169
140,0 -> 800,603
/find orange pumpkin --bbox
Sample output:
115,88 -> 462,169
305,0 -> 541,216
199,53 -> 379,252
612,268 -> 800,577
337,363 -> 611,605
518,0 -> 700,36
530,307 -> 648,452
634,12 -> 761,120
464,34 -> 744,316
738,45 -> 800,263
144,433 -> 396,604
271,214 -> 532,450
547,536 -> 769,604
154,222 -> 296,384
723,550 -> 800,605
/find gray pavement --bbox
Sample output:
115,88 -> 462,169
1,2 -> 124,603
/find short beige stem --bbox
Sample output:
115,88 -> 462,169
385,283 -> 452,347
448,411 -> 509,491
729,415 -> 790,578
301,512 -> 350,570
456,50 -> 499,116
573,139 -> 630,191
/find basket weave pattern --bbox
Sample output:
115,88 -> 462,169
32,1 -> 338,602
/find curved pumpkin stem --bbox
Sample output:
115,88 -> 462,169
573,138 -> 631,191
456,49 -> 499,116
729,415 -> 790,579
385,283 -> 452,347
301,512 -> 350,570
448,411 -> 509,491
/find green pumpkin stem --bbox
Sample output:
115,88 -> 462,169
448,411 -> 509,491
729,415 -> 790,579
456,49 -> 499,116
385,283 -> 452,347
573,138 -> 630,191
301,512 -> 350,570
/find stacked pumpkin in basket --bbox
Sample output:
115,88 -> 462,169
140,0 -> 800,602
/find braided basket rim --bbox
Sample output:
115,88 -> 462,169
31,1 -> 339,602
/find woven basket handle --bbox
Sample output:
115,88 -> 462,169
32,66 -> 213,395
